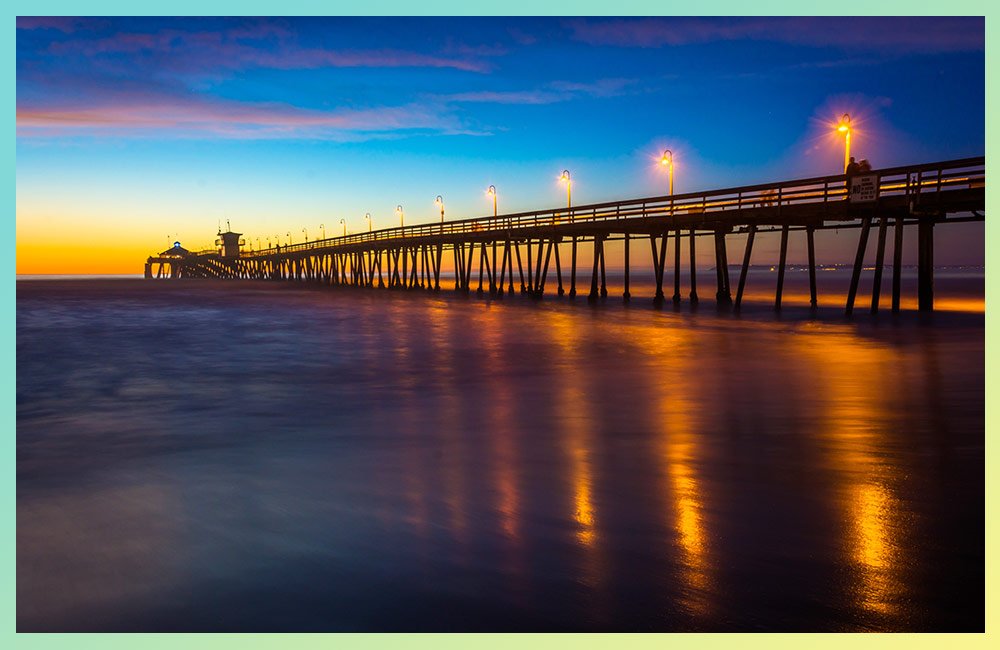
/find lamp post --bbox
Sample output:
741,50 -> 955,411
287,231 -> 291,245
302,227 -> 309,242
487,185 -> 497,229
365,212 -> 372,232
560,170 -> 571,208
661,149 -> 674,195
837,113 -> 852,173
340,218 -> 346,236
396,205 -> 404,228
435,195 -> 444,222
320,223 -> 326,240
256,237 -> 261,251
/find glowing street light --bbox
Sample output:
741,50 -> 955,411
487,185 -> 497,226
560,170 -> 571,208
660,149 -> 674,195
339,218 -> 346,236
320,223 -> 326,240
837,113 -> 852,173
365,212 -> 372,232
396,205 -> 404,228
435,195 -> 445,222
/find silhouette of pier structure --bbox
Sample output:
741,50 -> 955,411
145,157 -> 984,314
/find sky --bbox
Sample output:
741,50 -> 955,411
15,16 -> 985,274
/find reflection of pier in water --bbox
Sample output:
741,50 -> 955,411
145,157 -> 984,315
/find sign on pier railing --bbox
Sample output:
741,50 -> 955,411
849,174 -> 878,202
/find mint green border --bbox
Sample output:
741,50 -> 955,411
9,2 -> 995,646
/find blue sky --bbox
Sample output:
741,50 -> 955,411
15,16 -> 985,267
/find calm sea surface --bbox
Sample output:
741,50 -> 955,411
16,273 -> 984,631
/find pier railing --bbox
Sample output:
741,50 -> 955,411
241,157 -> 983,258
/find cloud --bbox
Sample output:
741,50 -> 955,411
567,17 -> 984,54
40,21 -> 491,74
435,78 -> 638,106
438,90 -> 564,105
16,16 -> 94,33
16,92 -> 475,141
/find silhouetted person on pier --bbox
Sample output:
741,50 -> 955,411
845,156 -> 860,176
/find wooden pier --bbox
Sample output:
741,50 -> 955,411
145,157 -> 985,314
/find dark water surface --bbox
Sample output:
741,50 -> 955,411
16,277 -> 984,631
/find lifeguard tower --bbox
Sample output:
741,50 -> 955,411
215,223 -> 244,259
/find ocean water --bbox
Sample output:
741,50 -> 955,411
16,273 -> 984,631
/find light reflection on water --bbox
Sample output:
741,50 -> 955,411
16,278 -> 983,631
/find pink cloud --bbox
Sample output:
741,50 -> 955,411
16,93 -> 470,140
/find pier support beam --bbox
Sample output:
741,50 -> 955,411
775,225 -> 789,310
589,237 -> 601,301
870,215 -> 889,314
569,238 -> 578,298
734,224 -> 756,310
599,237 -> 608,297
554,242 -> 564,296
714,229 -> 732,304
651,233 -> 667,304
623,233 -> 631,301
846,215 -> 873,316
672,229 -> 682,303
918,216 -> 935,311
807,226 -> 818,308
689,229 -> 698,303
892,216 -> 904,313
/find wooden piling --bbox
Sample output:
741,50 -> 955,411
775,225 -> 789,310
845,215 -> 873,316
589,237 -> 601,300
806,226 -> 817,308
526,239 -> 534,294
673,229 -> 682,303
554,241 -> 564,296
891,216 -> 904,313
515,242 -> 526,293
599,238 -> 608,297
689,229 -> 698,303
623,232 -> 631,300
734,224 -> 756,310
539,240 -> 554,296
714,229 -> 732,304
650,234 -> 665,303
570,237 -> 578,297
477,242 -> 486,295
870,215 -> 889,314
918,216 -> 935,311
